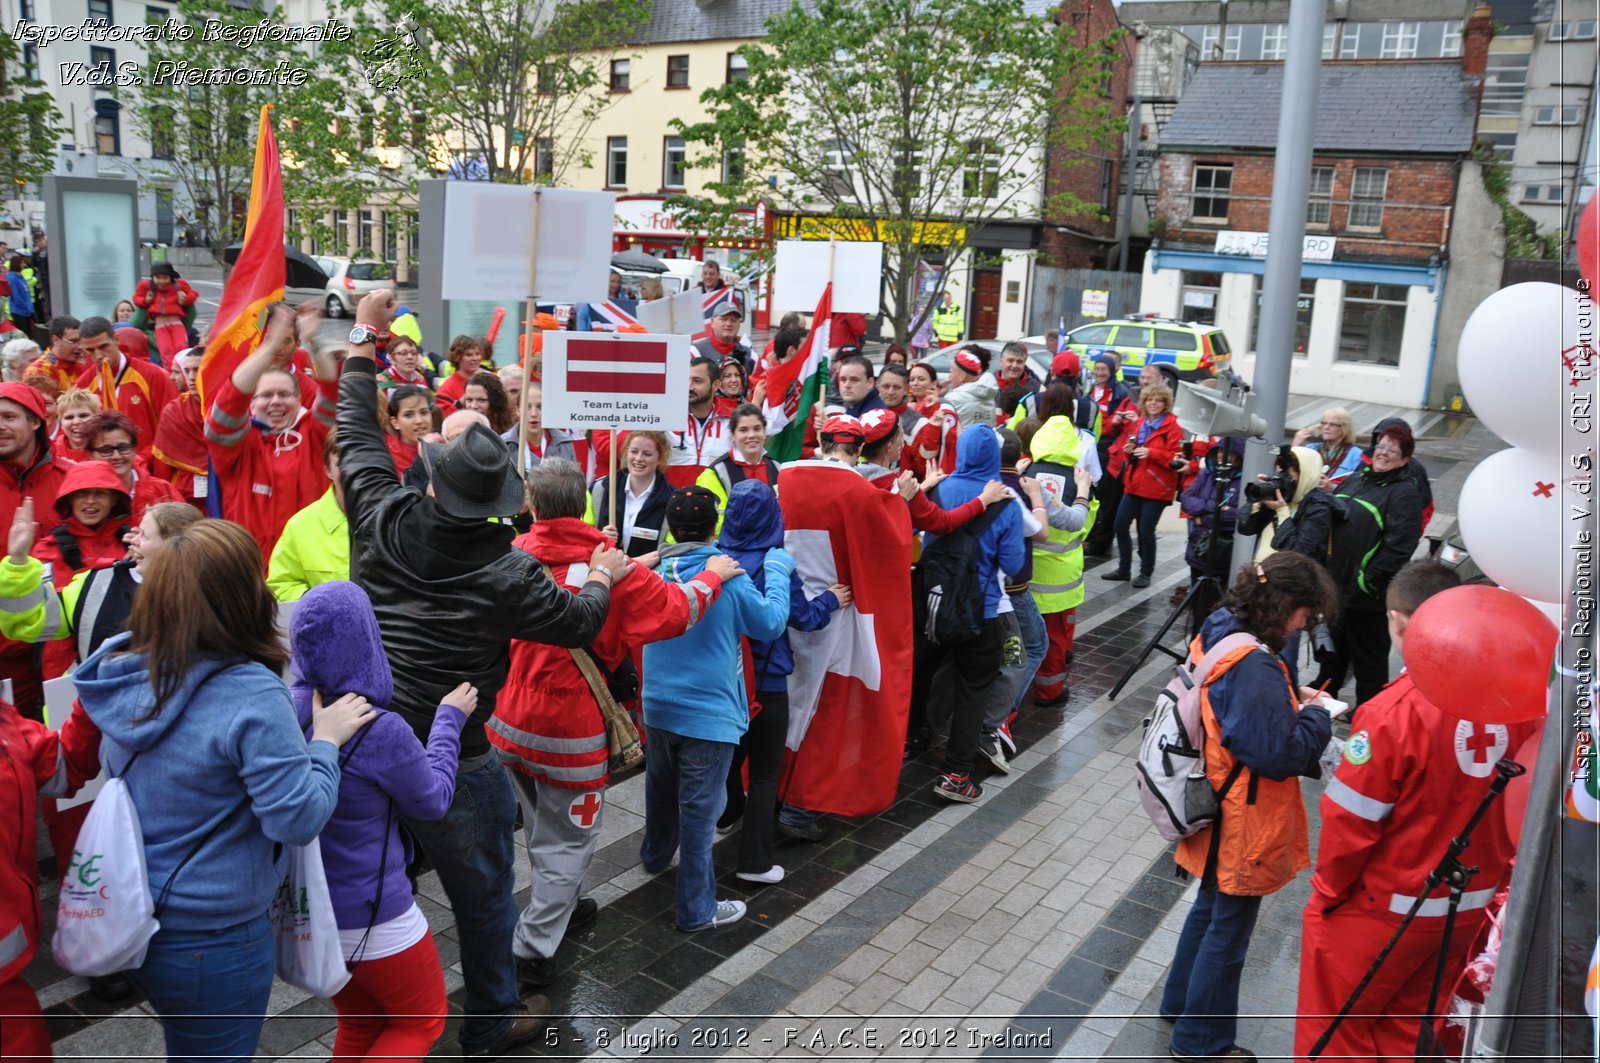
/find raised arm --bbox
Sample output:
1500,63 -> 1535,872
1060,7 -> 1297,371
335,290 -> 405,531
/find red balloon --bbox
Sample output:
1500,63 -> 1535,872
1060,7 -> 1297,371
1582,195 -> 1600,291
1502,729 -> 1542,847
1406,585 -> 1557,724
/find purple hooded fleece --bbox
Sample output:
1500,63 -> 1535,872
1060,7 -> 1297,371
290,580 -> 466,930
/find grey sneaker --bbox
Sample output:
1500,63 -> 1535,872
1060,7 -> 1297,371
681,899 -> 747,932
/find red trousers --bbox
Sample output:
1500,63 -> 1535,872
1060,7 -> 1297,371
1295,899 -> 1487,1062
154,321 -> 188,361
1031,608 -> 1076,700
0,976 -> 51,1062
331,933 -> 448,1063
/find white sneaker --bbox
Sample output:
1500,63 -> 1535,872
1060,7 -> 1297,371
682,899 -> 747,931
736,865 -> 785,884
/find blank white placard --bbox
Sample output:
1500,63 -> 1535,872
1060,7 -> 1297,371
771,240 -> 883,314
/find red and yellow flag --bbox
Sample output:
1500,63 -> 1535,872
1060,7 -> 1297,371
199,104 -> 284,411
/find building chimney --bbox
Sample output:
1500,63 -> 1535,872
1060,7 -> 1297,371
1462,4 -> 1494,76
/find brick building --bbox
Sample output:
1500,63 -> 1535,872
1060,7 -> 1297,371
1139,11 -> 1495,405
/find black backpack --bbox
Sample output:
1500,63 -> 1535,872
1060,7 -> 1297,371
920,501 -> 1007,645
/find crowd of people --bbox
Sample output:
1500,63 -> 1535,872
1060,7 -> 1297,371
0,261 -> 1514,1063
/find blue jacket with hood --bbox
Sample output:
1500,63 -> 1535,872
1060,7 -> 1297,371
644,538 -> 793,743
1195,607 -> 1330,781
717,480 -> 841,694
72,632 -> 341,931
923,424 -> 1026,620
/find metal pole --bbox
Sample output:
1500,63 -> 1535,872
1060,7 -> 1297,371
1117,94 -> 1141,273
1229,0 -> 1324,577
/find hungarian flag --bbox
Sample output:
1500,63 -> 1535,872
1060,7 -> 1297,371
762,284 -> 831,462
777,459 -> 913,817
199,104 -> 284,411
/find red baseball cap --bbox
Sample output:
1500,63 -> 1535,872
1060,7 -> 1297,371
953,350 -> 983,376
820,414 -> 866,444
1051,351 -> 1081,380
859,407 -> 899,445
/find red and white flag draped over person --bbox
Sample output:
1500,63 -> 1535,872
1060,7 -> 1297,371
198,104 -> 285,411
777,457 -> 912,817
760,283 -> 832,462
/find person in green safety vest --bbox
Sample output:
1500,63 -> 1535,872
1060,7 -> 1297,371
931,291 -> 964,348
1020,414 -> 1097,707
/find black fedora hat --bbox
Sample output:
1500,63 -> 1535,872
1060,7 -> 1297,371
421,422 -> 525,518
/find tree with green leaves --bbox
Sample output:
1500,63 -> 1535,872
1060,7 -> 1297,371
673,0 -> 1125,342
126,0 -> 376,261
329,0 -> 652,186
0,31 -> 62,222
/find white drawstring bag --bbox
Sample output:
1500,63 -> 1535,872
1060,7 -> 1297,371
270,837 -> 350,998
52,776 -> 159,976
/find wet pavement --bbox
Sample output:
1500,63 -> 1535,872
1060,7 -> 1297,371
25,396 -> 1499,1062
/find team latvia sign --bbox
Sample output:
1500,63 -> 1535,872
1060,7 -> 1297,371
541,331 -> 692,431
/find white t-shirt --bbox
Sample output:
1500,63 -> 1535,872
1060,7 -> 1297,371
339,901 -> 429,964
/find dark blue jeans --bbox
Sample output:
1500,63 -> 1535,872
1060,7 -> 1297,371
135,911 -> 275,1063
640,725 -> 734,929
402,759 -> 519,1050
1160,887 -> 1263,1057
1114,494 -> 1169,577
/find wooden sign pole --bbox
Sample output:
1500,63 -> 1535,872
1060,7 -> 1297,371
608,426 -> 620,543
518,188 -> 543,485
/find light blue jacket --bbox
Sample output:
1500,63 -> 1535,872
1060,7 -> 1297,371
643,542 -> 792,744
72,632 -> 341,931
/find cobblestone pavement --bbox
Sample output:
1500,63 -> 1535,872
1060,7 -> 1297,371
26,397 -> 1500,1062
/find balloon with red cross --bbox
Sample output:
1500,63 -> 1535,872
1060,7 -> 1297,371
1406,584 -> 1557,725
1457,446 -> 1573,603
1455,282 -> 1585,457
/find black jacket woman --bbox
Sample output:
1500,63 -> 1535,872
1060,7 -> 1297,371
592,430 -> 675,558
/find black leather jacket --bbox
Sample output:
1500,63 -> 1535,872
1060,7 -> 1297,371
337,357 -> 610,759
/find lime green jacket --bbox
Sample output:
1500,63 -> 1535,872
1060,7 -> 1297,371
267,488 -> 349,601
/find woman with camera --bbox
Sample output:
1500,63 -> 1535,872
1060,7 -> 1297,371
1160,551 -> 1338,1063
1102,384 -> 1181,588
1237,445 -> 1343,563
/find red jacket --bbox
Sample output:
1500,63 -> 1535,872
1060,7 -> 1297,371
434,372 -> 468,417
205,374 -> 337,560
863,465 -> 986,534
128,465 -> 186,522
0,700 -> 100,985
151,393 -> 208,508
132,276 -> 198,317
34,461 -> 133,678
0,440 -> 74,699
901,401 -> 958,480
1313,672 -> 1536,917
1118,414 -> 1182,502
488,518 -> 724,790
76,355 -> 179,461
830,313 -> 867,349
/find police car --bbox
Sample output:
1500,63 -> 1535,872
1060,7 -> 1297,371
1059,315 -> 1232,387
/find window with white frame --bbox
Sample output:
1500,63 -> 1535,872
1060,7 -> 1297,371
1338,283 -> 1408,366
1481,52 -> 1531,117
963,140 -> 1001,200
1349,167 -> 1387,229
1190,164 -> 1231,223
1380,21 -> 1420,58
1221,24 -> 1243,60
1200,25 -> 1220,58
1522,183 -> 1566,204
1307,166 -> 1334,227
606,136 -> 627,187
662,136 -> 686,189
1262,24 -> 1288,60
821,140 -> 853,199
1551,20 -> 1599,40
1322,25 -> 1337,59
1535,105 -> 1583,124
1442,20 -> 1463,54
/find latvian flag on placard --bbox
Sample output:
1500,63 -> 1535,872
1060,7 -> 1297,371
565,337 -> 668,394
762,283 -> 832,462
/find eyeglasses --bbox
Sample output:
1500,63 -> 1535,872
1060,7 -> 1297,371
1373,442 -> 1404,457
91,443 -> 135,457
1319,421 -> 1341,427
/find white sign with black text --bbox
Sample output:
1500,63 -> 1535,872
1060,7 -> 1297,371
541,331 -> 692,432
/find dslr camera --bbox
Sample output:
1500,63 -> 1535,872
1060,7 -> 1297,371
1243,470 -> 1294,504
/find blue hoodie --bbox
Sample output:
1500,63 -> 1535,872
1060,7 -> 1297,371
644,539 -> 793,743
923,424 -> 1026,619
1196,607 -> 1330,781
289,582 -> 465,929
72,632 -> 341,931
717,480 -> 840,693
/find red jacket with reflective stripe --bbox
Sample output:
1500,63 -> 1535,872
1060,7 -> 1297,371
488,518 -> 723,791
1313,672 -> 1537,917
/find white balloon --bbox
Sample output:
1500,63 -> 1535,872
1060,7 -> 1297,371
1456,282 -> 1582,456
1458,447 -> 1573,601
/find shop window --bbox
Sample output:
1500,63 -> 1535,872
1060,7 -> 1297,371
1251,277 -> 1317,355
1338,283 -> 1408,367
1179,270 -> 1221,324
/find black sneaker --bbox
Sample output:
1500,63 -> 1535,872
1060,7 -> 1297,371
777,818 -> 829,843
517,954 -> 558,991
977,732 -> 1011,774
1132,573 -> 1151,588
1102,569 -> 1132,582
934,772 -> 982,803
564,897 -> 598,938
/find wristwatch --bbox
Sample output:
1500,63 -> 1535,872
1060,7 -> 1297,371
348,325 -> 379,346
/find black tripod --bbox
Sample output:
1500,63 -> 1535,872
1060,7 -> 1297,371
1107,460 -> 1240,700
1308,757 -> 1525,1060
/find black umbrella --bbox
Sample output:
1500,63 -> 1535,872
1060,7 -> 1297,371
222,243 -> 330,290
611,249 -> 668,273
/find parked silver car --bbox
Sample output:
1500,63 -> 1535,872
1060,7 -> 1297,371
286,257 -> 397,318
